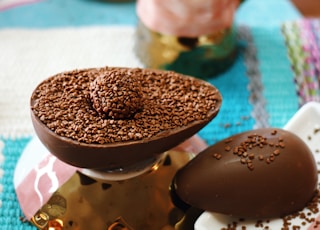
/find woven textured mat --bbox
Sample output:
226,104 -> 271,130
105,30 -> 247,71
282,18 -> 320,105
0,23 -> 307,228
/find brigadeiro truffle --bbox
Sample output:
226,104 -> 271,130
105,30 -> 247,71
172,128 -> 318,219
89,70 -> 143,119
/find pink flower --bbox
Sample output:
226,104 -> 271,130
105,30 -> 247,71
137,0 -> 240,37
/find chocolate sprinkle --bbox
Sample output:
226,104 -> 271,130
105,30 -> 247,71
224,130 -> 286,170
31,67 -> 220,145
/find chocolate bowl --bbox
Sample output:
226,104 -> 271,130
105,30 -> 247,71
30,67 -> 222,170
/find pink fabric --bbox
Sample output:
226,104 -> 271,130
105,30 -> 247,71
136,0 -> 240,37
16,154 -> 78,219
173,134 -> 208,154
0,0 -> 41,11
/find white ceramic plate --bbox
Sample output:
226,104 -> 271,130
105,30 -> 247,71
13,136 -> 49,187
195,101 -> 320,230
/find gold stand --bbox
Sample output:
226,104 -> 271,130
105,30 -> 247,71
31,151 -> 198,230
135,22 -> 238,78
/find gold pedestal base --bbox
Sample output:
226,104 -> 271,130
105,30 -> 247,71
31,151 -> 198,230
135,22 -> 238,78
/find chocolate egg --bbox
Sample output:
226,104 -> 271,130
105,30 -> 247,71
30,67 -> 221,169
172,128 -> 318,219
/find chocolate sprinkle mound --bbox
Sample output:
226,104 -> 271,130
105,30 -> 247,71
89,70 -> 143,119
31,67 -> 220,145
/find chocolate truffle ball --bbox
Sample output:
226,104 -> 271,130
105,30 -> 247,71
89,70 -> 143,119
172,128 -> 318,219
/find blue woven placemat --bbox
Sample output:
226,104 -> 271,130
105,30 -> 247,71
199,26 -> 256,145
199,24 -> 300,144
0,24 -> 302,229
0,138 -> 34,229
0,1 -> 309,229
282,18 -> 320,105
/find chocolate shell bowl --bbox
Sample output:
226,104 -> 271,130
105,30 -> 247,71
30,67 -> 222,170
